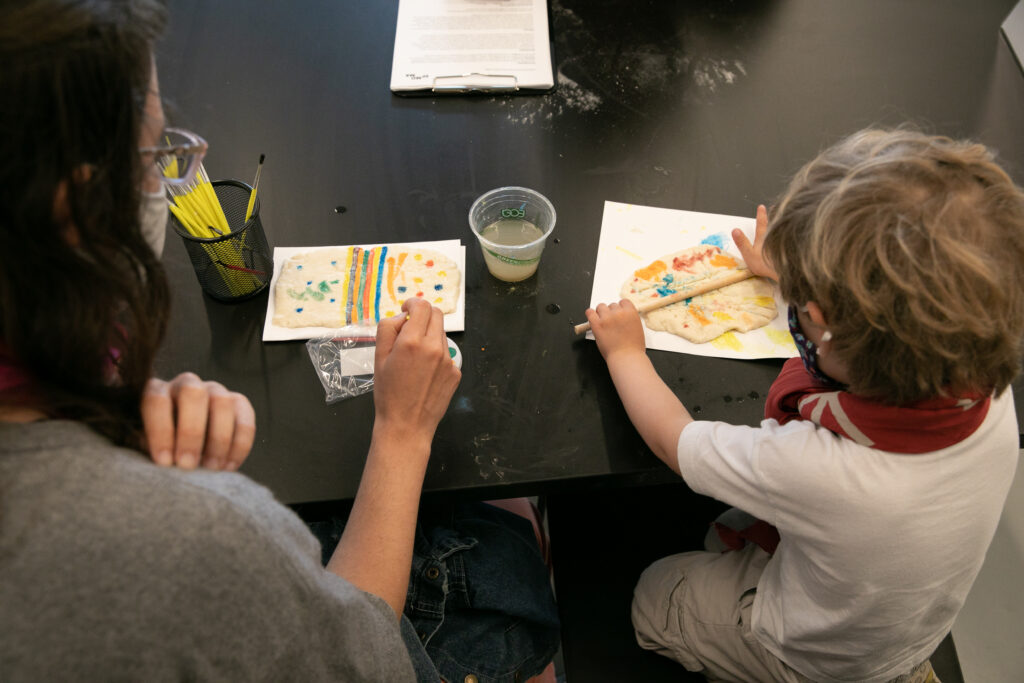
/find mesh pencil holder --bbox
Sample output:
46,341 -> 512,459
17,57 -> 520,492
169,179 -> 273,302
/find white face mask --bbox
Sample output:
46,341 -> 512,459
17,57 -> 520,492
139,188 -> 169,257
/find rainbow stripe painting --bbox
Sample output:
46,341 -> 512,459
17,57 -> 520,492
271,244 -> 462,329
341,245 -> 387,324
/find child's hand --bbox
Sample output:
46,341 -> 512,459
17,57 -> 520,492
732,204 -> 780,281
585,300 -> 647,363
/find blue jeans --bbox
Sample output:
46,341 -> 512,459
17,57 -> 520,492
309,501 -> 560,683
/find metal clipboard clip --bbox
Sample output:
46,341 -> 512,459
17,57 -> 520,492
432,73 -> 519,93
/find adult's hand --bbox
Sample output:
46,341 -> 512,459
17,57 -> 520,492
141,373 -> 255,471
372,297 -> 461,449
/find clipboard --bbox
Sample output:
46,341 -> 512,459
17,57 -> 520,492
431,73 -> 521,94
1004,0 -> 1024,73
390,0 -> 555,96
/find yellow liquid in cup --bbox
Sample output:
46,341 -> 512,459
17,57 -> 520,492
479,219 -> 546,281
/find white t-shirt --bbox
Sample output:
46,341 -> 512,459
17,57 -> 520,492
678,389 -> 1019,683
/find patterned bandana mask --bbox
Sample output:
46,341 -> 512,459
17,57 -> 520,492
787,304 -> 839,385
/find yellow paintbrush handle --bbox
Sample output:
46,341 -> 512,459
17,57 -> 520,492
169,203 -> 204,238
244,190 -> 257,223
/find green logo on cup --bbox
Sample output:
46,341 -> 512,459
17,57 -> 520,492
500,207 -> 525,219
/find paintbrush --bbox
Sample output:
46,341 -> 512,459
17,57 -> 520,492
244,153 -> 265,223
573,268 -> 754,335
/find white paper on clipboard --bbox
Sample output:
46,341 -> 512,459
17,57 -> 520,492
390,0 -> 554,93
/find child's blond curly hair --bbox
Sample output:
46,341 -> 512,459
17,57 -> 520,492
764,129 -> 1024,403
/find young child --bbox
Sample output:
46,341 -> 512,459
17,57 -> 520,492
586,129 -> 1024,683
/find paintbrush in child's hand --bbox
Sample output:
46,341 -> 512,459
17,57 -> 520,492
573,268 -> 754,335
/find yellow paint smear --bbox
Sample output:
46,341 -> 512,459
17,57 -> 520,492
710,253 -> 738,269
711,332 -> 743,351
616,246 -> 643,260
751,296 -> 775,308
712,311 -> 734,322
765,327 -> 797,349
634,259 -> 667,280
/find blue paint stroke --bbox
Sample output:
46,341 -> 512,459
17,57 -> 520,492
656,286 -> 675,297
357,248 -> 369,322
345,247 -> 358,325
700,232 -> 727,249
374,246 -> 387,322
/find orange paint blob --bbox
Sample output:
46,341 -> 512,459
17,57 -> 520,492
634,260 -> 667,280
691,307 -> 712,326
710,253 -> 738,268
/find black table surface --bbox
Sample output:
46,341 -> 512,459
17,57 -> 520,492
155,0 -> 1024,505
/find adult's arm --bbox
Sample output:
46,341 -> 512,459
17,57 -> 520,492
327,298 -> 460,616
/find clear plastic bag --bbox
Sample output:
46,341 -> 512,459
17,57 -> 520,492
305,327 -> 377,403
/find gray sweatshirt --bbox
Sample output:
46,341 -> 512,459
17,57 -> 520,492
0,420 -> 416,682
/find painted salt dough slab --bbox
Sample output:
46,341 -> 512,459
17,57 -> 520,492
587,201 -> 797,360
263,240 -> 465,341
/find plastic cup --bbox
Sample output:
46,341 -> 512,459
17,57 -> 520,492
468,186 -> 556,282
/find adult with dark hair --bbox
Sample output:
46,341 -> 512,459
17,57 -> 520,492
0,2 -> 558,680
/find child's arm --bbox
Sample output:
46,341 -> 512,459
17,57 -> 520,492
586,301 -> 693,475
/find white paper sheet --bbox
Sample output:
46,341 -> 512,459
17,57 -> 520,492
587,201 -> 797,360
390,0 -> 553,92
262,240 -> 466,342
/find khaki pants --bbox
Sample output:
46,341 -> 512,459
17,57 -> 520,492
631,545 -> 939,683
631,544 -> 812,682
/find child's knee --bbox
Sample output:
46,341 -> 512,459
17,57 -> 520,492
631,552 -> 714,638
631,552 -> 714,670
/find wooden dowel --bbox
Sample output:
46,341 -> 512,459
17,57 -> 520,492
573,269 -> 754,335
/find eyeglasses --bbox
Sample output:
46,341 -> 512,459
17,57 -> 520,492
139,127 -> 209,187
